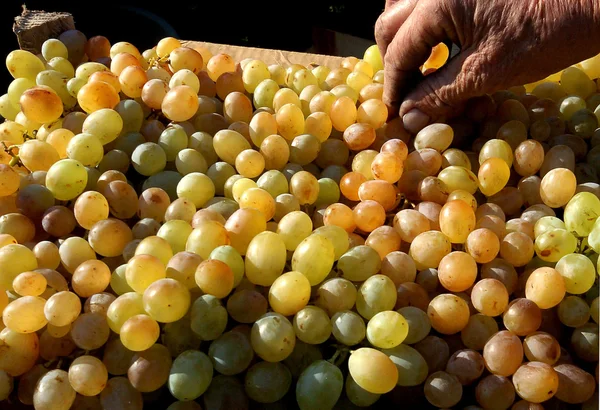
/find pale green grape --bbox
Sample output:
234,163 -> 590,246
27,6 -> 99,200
45,159 -> 88,200
345,374 -> 381,407
190,294 -> 228,340
253,79 -> 279,110
242,60 -> 270,93
143,278 -> 190,323
131,142 -> 167,176
208,331 -> 253,375
3,296 -> 47,334
397,306 -> 431,344
315,178 -> 341,207
245,361 -> 291,403
245,231 -> 286,286
296,360 -> 343,410
209,245 -> 245,287
564,192 -> 600,236
315,278 -> 357,316
176,148 -> 208,175
291,234 -> 335,285
558,296 -> 592,327
356,275 -> 397,320
534,228 -> 577,262
383,344 -> 429,386
331,310 -> 366,345
106,292 -> 145,333
33,369 -> 76,410
534,216 -> 566,238
157,220 -> 193,254
257,170 -> 289,198
312,225 -> 349,260
159,125 -> 188,161
366,310 -> 409,348
82,108 -> 124,145
555,253 -> 596,294
162,315 -> 202,358
589,216 -> 600,253
438,166 -> 479,194
168,350 -> 213,401
47,57 -> 74,77
276,211 -> 313,251
293,305 -> 332,344
0,244 -> 37,291
6,49 -> 45,81
337,245 -> 381,281
251,312 -> 295,362
67,133 -> 104,166
177,172 -> 215,208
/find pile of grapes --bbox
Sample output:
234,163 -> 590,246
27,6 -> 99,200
0,28 -> 598,410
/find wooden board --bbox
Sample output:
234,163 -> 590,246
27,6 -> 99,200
182,40 -> 344,67
13,8 -> 75,54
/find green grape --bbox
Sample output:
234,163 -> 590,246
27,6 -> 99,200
331,310 -> 366,346
45,159 -> 88,200
296,360 -> 343,410
564,192 -> 600,236
33,369 -> 76,410
106,292 -> 145,333
245,361 -> 291,403
397,306 -> 431,344
143,278 -> 190,323
315,278 -> 357,316
337,245 -> 381,282
277,211 -> 313,251
534,228 -> 577,262
251,312 -> 296,362
245,231 -> 286,286
555,253 -> 596,294
293,305 -> 332,344
345,374 -> 381,407
186,220 -> 230,260
157,220 -> 193,254
66,133 -> 104,166
256,170 -> 289,198
168,350 -> 213,401
291,234 -> 335,285
382,344 -> 429,386
190,294 -> 227,341
589,217 -> 600,253
356,275 -> 397,320
558,296 -> 592,327
3,296 -> 47,334
283,340 -> 324,379
315,178 -> 341,207
6,49 -> 46,81
534,216 -> 566,238
177,172 -> 215,208
366,310 -> 408,348
0,244 -> 37,291
159,125 -> 188,162
208,331 -> 253,375
590,297 -> 599,324
312,225 -> 349,261
253,79 -> 279,109
131,142 -> 167,176
348,348 -> 398,394
82,108 -> 124,145
438,166 -> 479,194
209,245 -> 245,287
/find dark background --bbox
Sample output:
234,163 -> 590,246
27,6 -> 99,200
0,0 -> 383,89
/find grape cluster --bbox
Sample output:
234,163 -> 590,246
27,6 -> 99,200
0,29 -> 598,410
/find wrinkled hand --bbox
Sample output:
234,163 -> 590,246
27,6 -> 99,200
375,0 -> 600,132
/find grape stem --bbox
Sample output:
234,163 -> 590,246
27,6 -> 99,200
328,348 -> 349,367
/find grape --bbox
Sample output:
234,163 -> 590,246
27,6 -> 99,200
33,369 -> 76,410
143,278 -> 190,323
564,192 -> 600,236
68,355 -> 108,396
268,271 -> 311,316
190,294 -> 228,341
99,377 -> 143,410
424,371 -> 463,408
296,360 -> 343,410
512,362 -> 558,403
445,349 -> 485,385
476,374 -> 516,410
555,253 -> 596,294
120,314 -> 159,351
349,348 -> 397,394
483,330 -> 523,376
554,364 -> 596,404
525,267 -> 566,309
209,245 -> 244,287
208,331 -> 253,376
382,344 -> 429,387
439,199 -> 476,243
345,373 -> 381,407
127,344 -> 172,393
293,305 -> 332,344
84,292 -> 116,316
45,159 -> 87,200
503,298 -> 542,336
571,323 -> 599,362
3,296 -> 47,333
162,316 -> 201,358
438,251 -> 478,292
331,310 -> 366,346
12,271 -> 46,296
244,231 -> 286,286
472,278 -> 509,317
366,310 -> 408,348
291,234 -> 335,286
251,312 -> 295,362
523,332 -> 561,364
245,361 -> 291,404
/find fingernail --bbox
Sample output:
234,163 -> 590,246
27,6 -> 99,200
402,108 -> 430,134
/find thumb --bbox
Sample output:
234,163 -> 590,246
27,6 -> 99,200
399,49 -> 484,133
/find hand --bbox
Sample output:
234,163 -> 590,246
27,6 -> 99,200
375,0 -> 600,132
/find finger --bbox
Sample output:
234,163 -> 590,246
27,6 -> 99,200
375,0 -> 419,59
400,48 -> 482,132
382,2 -> 449,109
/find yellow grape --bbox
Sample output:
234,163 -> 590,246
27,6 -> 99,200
3,296 -> 47,333
348,348 -> 397,394
330,96 -> 357,132
438,166 -> 479,194
478,157 -> 510,196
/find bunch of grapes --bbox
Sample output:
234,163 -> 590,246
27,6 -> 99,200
0,27 -> 598,410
